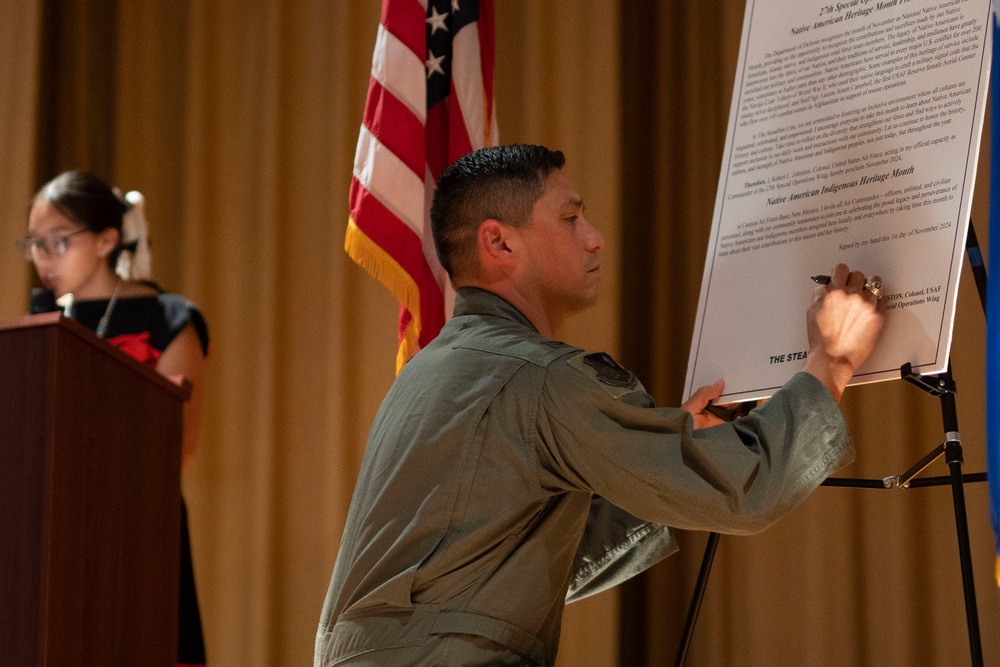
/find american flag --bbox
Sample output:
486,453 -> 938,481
346,0 -> 498,373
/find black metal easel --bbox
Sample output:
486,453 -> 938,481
674,222 -> 990,667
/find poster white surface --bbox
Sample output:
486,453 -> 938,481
685,0 -> 992,402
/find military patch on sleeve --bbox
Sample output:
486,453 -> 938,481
582,352 -> 638,389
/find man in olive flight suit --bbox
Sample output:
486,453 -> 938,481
315,145 -> 885,666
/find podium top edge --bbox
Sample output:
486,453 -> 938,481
0,311 -> 62,331
0,312 -> 191,400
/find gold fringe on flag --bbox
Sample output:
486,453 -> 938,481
345,217 -> 422,375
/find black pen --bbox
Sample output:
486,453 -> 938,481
811,275 -> 831,285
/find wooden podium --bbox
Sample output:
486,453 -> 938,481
0,313 -> 187,665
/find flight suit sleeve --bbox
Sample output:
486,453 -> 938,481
536,352 -> 854,535
566,496 -> 678,603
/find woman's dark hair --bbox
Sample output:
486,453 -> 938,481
34,170 -> 127,267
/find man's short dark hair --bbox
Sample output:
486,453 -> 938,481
430,144 -> 565,280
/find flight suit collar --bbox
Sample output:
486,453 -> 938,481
452,287 -> 538,333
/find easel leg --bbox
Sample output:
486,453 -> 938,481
944,430 -> 983,667
903,363 -> 986,666
674,532 -> 719,667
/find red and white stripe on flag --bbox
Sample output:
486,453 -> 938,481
346,0 -> 498,373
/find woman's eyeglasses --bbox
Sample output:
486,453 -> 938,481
15,228 -> 92,260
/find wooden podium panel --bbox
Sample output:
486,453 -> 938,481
0,313 -> 187,666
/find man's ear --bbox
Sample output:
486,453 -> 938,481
477,219 -> 515,267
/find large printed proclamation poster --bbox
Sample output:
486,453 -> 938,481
686,0 -> 992,403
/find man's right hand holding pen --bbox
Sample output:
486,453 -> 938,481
802,263 -> 886,403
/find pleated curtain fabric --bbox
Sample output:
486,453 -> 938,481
1,1 -> 996,665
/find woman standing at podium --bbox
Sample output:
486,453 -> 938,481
17,170 -> 210,667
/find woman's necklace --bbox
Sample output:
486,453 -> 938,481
95,278 -> 122,338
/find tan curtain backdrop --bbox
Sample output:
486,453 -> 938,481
0,0 -> 40,318
1,1 -> 997,665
